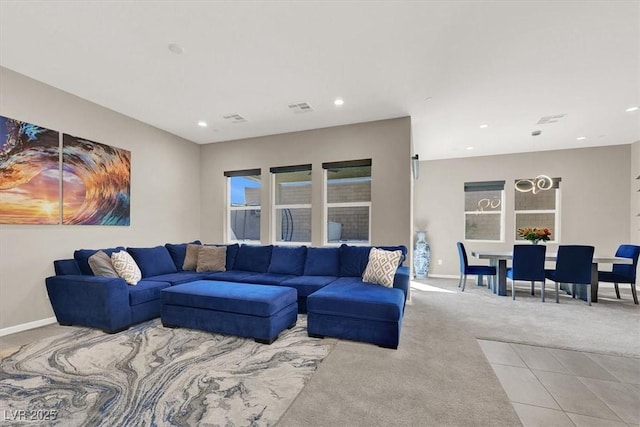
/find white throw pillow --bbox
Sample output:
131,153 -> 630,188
111,251 -> 142,285
362,247 -> 403,288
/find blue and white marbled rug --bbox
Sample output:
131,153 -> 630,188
0,316 -> 335,426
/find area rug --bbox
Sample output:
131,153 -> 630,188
0,316 -> 335,426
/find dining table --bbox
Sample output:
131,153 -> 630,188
470,250 -> 633,302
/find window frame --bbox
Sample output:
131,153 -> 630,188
463,181 -> 506,243
271,164 -> 312,245
225,169 -> 262,244
323,159 -> 372,246
514,177 -> 561,244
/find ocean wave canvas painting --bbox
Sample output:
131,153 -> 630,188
62,134 -> 130,225
0,116 -> 60,224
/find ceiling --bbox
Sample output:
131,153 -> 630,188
0,1 -> 638,160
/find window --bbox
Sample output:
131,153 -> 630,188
514,176 -> 561,242
464,181 -> 505,242
271,164 -> 312,244
225,169 -> 261,242
324,159 -> 371,244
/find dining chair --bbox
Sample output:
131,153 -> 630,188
598,244 -> 640,304
456,242 -> 497,292
506,244 -> 547,301
545,245 -> 594,305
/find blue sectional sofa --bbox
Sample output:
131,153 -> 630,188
45,242 -> 410,347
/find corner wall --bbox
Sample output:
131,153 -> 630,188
414,145 -> 631,276
199,117 -> 412,251
0,67 -> 202,331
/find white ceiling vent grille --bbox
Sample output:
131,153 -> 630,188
536,114 -> 566,125
223,113 -> 247,123
288,102 -> 313,113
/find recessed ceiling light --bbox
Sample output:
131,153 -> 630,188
334,98 -> 344,106
466,146 -> 474,150
625,106 -> 639,112
197,121 -> 207,127
576,136 -> 586,140
479,124 -> 489,129
168,43 -> 184,54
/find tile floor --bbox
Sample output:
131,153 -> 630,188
479,339 -> 640,427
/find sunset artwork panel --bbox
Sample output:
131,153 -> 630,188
62,134 -> 130,225
0,116 -> 60,224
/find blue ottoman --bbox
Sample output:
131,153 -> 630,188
306,279 -> 405,349
161,280 -> 298,344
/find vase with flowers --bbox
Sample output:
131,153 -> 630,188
517,227 -> 552,244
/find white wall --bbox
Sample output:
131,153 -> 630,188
0,67 -> 202,330
415,145 -> 632,276
199,118 -> 413,250
631,141 -> 640,243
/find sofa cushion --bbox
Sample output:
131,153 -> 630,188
182,243 -> 201,271
197,246 -> 227,272
280,276 -> 338,297
111,251 -> 142,285
268,246 -> 307,275
143,271 -> 210,286
304,247 -> 340,276
362,248 -> 403,288
165,240 -> 202,271
129,280 -> 171,306
88,250 -> 119,278
307,279 -> 404,322
74,246 -> 125,276
127,246 -> 178,278
223,243 -> 240,271
339,245 -> 372,277
243,273 -> 296,285
204,270 -> 257,283
235,245 -> 273,273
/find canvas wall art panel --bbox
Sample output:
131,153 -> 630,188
0,116 -> 60,224
62,134 -> 130,225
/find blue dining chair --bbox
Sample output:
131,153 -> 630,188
598,244 -> 640,304
506,244 -> 547,301
545,245 -> 594,305
456,242 -> 496,292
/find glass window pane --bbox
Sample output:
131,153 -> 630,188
515,187 -> 556,210
327,206 -> 369,243
464,190 -> 502,212
275,171 -> 311,205
229,176 -> 261,207
275,208 -> 311,242
327,166 -> 371,203
230,209 -> 260,241
465,213 -> 501,240
515,213 -> 555,240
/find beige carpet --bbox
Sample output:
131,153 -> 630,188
278,277 -> 639,426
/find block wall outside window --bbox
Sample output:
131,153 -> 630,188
514,177 -> 561,242
324,160 -> 372,244
464,181 -> 505,242
272,165 -> 312,244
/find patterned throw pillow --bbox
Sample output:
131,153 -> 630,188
196,246 -> 227,272
88,250 -> 119,278
111,251 -> 142,285
362,247 -> 403,288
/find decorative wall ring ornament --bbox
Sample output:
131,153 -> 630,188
514,175 -> 553,194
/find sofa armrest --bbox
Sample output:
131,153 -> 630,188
45,275 -> 131,333
393,266 -> 410,302
54,259 -> 82,275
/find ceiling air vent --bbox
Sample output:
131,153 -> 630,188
288,102 -> 313,113
536,114 -> 566,125
223,113 -> 247,124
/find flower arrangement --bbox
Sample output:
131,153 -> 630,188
517,227 -> 552,244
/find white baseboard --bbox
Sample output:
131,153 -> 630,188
0,317 -> 57,337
